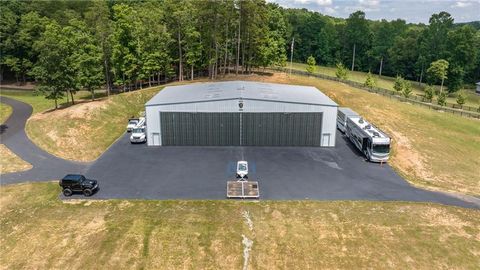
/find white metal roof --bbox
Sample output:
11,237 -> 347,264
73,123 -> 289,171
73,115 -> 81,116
338,107 -> 359,116
349,116 -> 390,142
146,81 -> 338,107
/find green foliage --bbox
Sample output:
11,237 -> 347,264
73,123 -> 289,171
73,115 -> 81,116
402,81 -> 412,98
335,63 -> 348,80
445,65 -> 464,93
343,11 -> 371,71
1,2 -> 480,93
437,92 -> 447,106
306,56 -> 316,74
424,85 -> 435,102
427,59 -> 449,86
456,92 -> 466,107
393,75 -> 404,92
31,21 -> 76,108
364,72 -> 376,88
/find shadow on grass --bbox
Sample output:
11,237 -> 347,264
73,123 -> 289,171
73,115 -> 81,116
43,96 -> 109,113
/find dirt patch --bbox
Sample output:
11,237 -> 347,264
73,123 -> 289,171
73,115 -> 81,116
32,98 -> 110,120
387,130 -> 433,182
0,144 -> 32,174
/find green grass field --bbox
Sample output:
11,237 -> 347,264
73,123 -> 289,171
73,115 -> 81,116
289,63 -> 480,107
0,102 -> 12,124
0,89 -> 107,114
1,182 -> 478,269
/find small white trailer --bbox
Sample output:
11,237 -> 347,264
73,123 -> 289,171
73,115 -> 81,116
337,107 -> 359,133
346,116 -> 391,163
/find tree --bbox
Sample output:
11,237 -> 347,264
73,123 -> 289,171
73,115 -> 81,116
67,19 -> 104,100
456,91 -> 466,107
370,19 -> 407,75
85,0 -> 113,95
364,71 -> 376,88
389,28 -> 421,80
402,80 -> 412,98
427,59 -> 449,94
393,75 -> 404,92
420,12 -> 453,65
342,11 -> 372,71
445,65 -> 465,93
424,85 -> 435,102
306,55 -> 316,75
335,62 -> 348,80
111,4 -> 138,90
437,92 -> 447,106
31,21 -> 77,109
446,25 -> 478,83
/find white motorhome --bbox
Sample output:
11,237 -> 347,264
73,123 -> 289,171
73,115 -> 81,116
337,107 -> 359,133
346,117 -> 390,162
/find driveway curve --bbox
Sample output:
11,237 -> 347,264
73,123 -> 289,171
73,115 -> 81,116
0,96 -> 89,183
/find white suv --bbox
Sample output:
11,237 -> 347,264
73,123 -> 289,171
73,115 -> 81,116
130,126 -> 146,144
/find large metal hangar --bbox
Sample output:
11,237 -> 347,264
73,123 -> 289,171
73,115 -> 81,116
145,81 -> 338,147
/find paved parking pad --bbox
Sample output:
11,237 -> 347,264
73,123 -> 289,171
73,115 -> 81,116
84,132 -> 478,208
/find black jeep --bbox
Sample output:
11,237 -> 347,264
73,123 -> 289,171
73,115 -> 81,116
59,174 -> 99,197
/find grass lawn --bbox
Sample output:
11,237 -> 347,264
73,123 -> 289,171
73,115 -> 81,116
289,63 -> 480,107
24,88 -> 160,161
0,89 -> 107,114
1,182 -> 479,269
0,144 -> 32,174
0,102 -> 12,123
226,73 -> 480,195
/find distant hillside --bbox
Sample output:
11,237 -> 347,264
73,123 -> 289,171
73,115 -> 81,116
455,21 -> 480,29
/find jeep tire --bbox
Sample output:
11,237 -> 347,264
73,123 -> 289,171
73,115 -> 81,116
83,189 -> 93,197
63,188 -> 73,196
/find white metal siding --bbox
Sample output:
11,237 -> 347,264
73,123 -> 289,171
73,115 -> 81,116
146,99 -> 337,147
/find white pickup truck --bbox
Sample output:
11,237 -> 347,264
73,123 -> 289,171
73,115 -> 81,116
126,117 -> 145,132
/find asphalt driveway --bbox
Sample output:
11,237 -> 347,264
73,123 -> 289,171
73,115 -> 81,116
85,132 -> 479,208
0,96 -> 89,183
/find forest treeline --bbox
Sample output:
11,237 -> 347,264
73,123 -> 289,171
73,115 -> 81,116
1,0 -> 479,106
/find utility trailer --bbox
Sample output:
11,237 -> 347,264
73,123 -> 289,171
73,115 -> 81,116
346,116 -> 391,163
227,180 -> 259,199
337,107 -> 359,133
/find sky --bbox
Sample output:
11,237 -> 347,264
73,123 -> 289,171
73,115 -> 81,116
267,0 -> 480,23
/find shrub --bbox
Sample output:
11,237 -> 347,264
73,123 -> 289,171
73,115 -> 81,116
402,81 -> 412,98
424,85 -> 434,102
335,63 -> 348,80
437,92 -> 447,106
456,91 -> 466,107
393,76 -> 404,92
306,56 -> 316,75
364,72 -> 376,89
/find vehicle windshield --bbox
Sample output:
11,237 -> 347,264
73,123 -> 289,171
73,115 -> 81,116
238,164 -> 247,171
133,128 -> 144,133
129,120 -> 138,125
80,175 -> 86,182
373,144 -> 390,154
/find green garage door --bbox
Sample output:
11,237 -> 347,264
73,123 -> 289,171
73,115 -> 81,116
160,112 -> 240,146
241,112 -> 322,146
